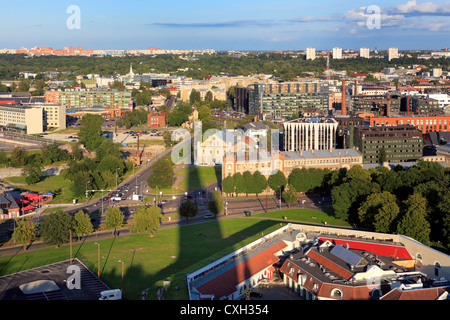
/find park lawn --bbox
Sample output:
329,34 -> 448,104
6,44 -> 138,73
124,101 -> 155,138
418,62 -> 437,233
175,166 -> 221,191
253,208 -> 351,227
0,218 -> 283,300
5,175 -> 75,204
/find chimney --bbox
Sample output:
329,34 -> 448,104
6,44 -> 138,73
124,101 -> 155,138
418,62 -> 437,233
341,79 -> 347,115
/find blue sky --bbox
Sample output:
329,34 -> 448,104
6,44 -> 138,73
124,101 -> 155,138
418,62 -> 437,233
1,0 -> 450,51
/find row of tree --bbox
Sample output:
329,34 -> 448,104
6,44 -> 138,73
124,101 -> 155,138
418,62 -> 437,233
12,205 -> 162,248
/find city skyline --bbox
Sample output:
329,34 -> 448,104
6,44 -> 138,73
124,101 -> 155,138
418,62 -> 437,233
1,0 -> 450,51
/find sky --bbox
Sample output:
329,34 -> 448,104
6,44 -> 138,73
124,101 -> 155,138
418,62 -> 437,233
1,0 -> 450,51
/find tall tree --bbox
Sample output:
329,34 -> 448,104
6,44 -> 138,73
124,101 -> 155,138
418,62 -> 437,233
208,190 -> 225,215
104,207 -> 124,235
39,210 -> 74,247
283,185 -> 297,208
73,210 -> 94,241
22,162 -> 44,185
268,170 -> 287,194
131,205 -> 162,235
221,175 -> 234,195
179,199 -> 198,223
397,193 -> 431,245
358,191 -> 400,233
78,114 -> 105,151
13,218 -> 36,250
147,157 -> 174,189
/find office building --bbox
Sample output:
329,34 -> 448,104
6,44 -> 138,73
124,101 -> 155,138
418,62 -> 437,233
248,82 -> 329,119
388,47 -> 399,61
353,125 -> 423,164
306,48 -> 316,60
332,47 -> 342,59
369,115 -> 450,133
360,47 -> 370,58
147,112 -> 165,128
0,104 -> 43,134
283,117 -> 338,152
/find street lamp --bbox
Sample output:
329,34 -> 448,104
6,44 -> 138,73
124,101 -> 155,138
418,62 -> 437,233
118,260 -> 124,290
85,181 -> 90,203
95,242 -> 100,277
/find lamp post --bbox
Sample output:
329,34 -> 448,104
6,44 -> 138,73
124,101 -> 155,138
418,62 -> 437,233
118,260 -> 124,290
85,181 -> 90,204
95,242 -> 100,277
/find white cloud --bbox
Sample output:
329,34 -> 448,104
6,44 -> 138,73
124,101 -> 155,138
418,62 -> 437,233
386,0 -> 450,16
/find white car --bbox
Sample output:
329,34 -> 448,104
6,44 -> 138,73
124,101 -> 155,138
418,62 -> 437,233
203,213 -> 215,219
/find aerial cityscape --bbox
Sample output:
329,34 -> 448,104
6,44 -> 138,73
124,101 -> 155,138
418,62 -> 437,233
0,0 -> 448,306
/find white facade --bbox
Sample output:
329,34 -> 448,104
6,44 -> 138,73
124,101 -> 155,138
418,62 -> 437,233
283,118 -> 338,151
360,47 -> 370,58
332,47 -> 342,59
388,47 -> 399,61
306,48 -> 316,60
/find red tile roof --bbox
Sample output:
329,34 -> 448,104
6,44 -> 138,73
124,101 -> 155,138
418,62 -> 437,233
196,241 -> 287,299
306,248 -> 354,280
381,287 -> 447,300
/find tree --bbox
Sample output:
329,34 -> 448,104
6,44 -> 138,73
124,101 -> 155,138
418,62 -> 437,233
243,171 -> 254,196
268,170 -> 287,194
104,207 -> 124,235
73,210 -> 94,241
189,89 -> 201,104
22,162 -> 44,185
358,191 -> 400,233
204,91 -> 213,102
233,172 -> 245,196
39,210 -> 74,247
41,143 -> 68,165
283,185 -> 297,208
9,147 -> 28,167
253,171 -> 268,195
131,205 -> 162,235
179,199 -> 198,223
208,190 -> 225,215
198,105 -> 212,121
397,193 -> 431,245
13,218 -> 36,250
222,175 -> 234,194
147,157 -> 174,189
78,114 -> 105,151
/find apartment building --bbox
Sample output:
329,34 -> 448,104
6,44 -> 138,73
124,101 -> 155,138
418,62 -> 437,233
353,125 -> 423,164
248,82 -> 329,119
306,47 -> 316,60
388,47 -> 399,61
332,47 -> 342,59
360,47 -> 370,58
45,89 -> 132,110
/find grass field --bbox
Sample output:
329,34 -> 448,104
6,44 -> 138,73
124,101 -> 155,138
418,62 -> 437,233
0,218 -> 285,300
5,175 -> 75,204
175,166 -> 221,191
254,208 -> 351,227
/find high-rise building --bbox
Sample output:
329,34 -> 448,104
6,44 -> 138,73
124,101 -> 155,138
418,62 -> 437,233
360,47 -> 370,58
306,47 -> 316,60
332,47 -> 342,59
388,47 -> 399,61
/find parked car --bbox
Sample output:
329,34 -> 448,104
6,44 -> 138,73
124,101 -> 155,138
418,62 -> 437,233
204,213 -> 215,219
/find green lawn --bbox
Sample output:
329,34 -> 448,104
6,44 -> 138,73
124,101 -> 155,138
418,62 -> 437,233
254,208 -> 351,227
0,218 -> 283,300
5,175 -> 75,204
175,166 -> 221,192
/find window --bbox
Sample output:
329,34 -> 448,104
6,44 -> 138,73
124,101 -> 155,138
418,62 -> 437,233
331,288 -> 343,299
